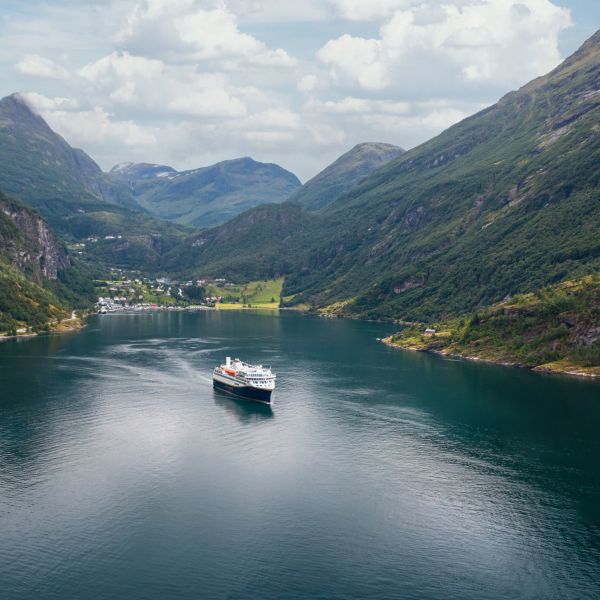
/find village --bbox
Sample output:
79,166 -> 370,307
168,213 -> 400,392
95,270 -> 283,313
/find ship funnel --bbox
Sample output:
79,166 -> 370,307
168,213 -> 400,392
225,357 -> 231,366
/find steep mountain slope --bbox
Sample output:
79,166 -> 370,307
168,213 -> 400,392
293,29 -> 600,320
176,29 -> 600,322
287,142 -> 404,211
0,94 -> 137,211
0,193 -> 94,333
110,157 -> 301,227
0,193 -> 69,281
0,94 -> 190,270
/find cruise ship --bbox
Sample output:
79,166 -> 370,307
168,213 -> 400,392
213,357 -> 276,404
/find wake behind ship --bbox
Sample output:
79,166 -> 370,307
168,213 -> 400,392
213,357 -> 276,404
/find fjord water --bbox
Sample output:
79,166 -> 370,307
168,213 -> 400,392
1,312 -> 599,600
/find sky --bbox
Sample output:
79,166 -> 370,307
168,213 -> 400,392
1,0 -> 598,181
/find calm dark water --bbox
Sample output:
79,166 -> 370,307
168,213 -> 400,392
1,311 -> 599,600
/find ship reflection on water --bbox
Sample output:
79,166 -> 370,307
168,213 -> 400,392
212,390 -> 274,423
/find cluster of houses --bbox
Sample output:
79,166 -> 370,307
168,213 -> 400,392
95,274 -> 232,313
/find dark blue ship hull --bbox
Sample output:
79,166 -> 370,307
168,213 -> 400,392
213,378 -> 273,404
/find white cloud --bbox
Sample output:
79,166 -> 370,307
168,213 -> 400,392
329,0 -> 407,21
79,52 -> 249,118
244,130 -> 296,144
360,106 -> 476,133
309,97 -> 410,115
244,107 -> 301,129
15,54 -> 70,79
118,1 -> 296,66
166,86 -> 247,117
226,0 -> 329,22
21,92 -> 79,112
297,74 -> 319,94
1,0 -> 579,180
42,107 -> 157,148
80,51 -> 164,85
318,0 -> 572,90
305,96 -> 482,144
319,34 -> 388,90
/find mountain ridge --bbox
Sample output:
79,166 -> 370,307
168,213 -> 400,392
287,142 -> 404,211
109,156 -> 302,228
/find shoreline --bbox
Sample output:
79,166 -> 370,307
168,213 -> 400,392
4,309 -> 597,381
381,338 -> 600,380
0,314 -> 86,342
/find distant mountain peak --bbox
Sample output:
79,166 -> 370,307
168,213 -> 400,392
0,93 -> 48,128
109,162 -> 178,183
352,142 -> 402,151
110,162 -> 136,173
108,155 -> 301,227
288,141 -> 405,211
2,92 -> 30,108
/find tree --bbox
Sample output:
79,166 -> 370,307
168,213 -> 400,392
184,285 -> 205,302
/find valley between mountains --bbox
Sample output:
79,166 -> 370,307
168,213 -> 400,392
1,29 -> 599,377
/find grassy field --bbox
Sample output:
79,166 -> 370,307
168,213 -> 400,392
209,278 -> 284,309
217,302 -> 280,310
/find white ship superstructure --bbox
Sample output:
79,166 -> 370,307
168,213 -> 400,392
213,357 -> 276,403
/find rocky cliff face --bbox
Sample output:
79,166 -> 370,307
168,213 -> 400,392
0,193 -> 69,282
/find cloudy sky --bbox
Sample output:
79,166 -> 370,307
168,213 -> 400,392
1,0 -> 598,180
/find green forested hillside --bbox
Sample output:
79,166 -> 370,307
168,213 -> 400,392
0,258 -> 65,333
287,142 -> 404,211
176,29 -> 600,322
386,274 -> 600,376
0,193 -> 95,333
162,203 -> 315,281
110,157 -> 301,228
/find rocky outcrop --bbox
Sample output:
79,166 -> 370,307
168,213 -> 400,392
0,193 -> 69,282
575,325 -> 600,348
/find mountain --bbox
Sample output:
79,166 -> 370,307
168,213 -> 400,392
0,193 -> 95,333
173,29 -> 600,322
0,94 -> 190,271
109,157 -> 302,228
292,29 -> 600,320
0,94 -> 138,212
160,142 -> 404,278
287,142 -> 404,211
